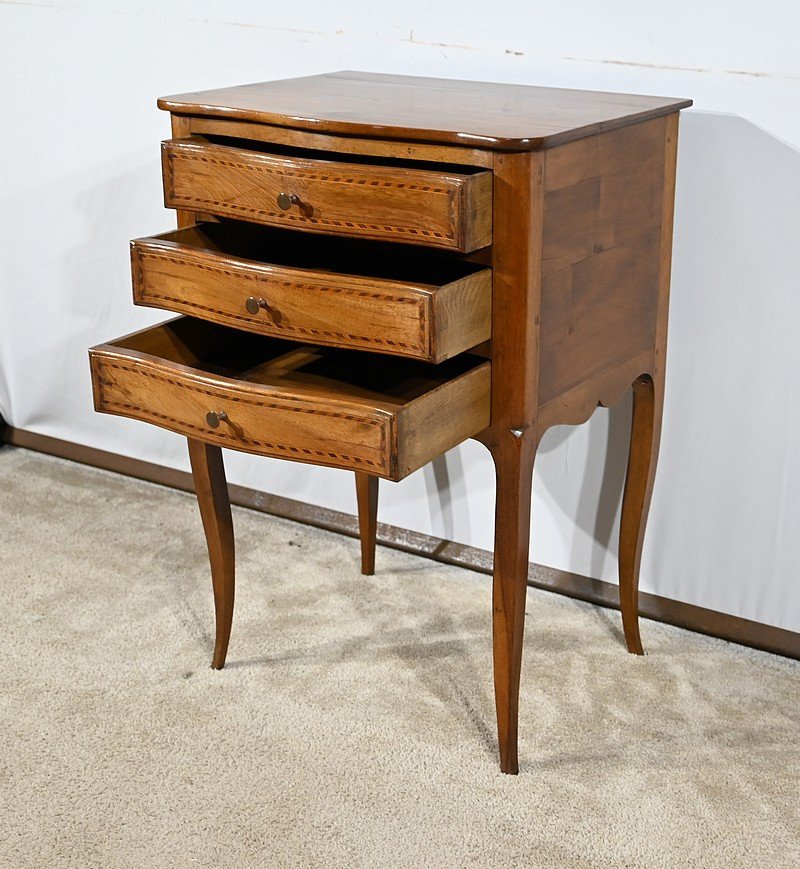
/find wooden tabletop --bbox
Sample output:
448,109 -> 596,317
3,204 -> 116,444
159,70 -> 692,151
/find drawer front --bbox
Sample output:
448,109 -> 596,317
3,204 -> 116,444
92,352 -> 393,475
161,137 -> 492,252
131,228 -> 492,362
89,319 -> 491,481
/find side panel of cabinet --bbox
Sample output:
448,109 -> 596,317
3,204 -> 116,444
537,117 -> 671,414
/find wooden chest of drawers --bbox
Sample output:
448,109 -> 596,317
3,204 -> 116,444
89,70 -> 691,774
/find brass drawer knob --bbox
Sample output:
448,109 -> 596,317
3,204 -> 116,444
277,192 -> 313,217
276,192 -> 300,210
205,411 -> 228,429
245,296 -> 269,315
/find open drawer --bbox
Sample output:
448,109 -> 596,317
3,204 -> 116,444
131,222 -> 492,363
161,136 -> 492,252
89,317 -> 491,481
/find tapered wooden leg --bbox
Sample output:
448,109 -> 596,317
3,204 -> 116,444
187,438 -> 235,670
355,472 -> 378,575
490,433 -> 537,775
619,374 -> 665,655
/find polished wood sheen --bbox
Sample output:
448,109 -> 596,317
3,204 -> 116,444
187,439 -> 235,669
187,115 -> 495,167
480,149 -> 544,775
89,318 -> 491,482
131,223 -> 492,362
162,136 -> 492,251
538,117 -> 667,405
355,473 -> 378,575
159,70 -> 692,151
90,71 -> 691,774
617,113 -> 679,656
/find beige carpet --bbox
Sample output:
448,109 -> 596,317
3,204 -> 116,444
0,446 -> 797,868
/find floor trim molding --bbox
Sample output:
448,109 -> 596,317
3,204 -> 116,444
3,425 -> 798,661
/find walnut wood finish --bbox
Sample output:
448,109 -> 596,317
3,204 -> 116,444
617,114 -> 679,656
169,115 -> 201,229
89,318 -> 491,482
536,114 -> 679,657
131,223 -> 491,362
90,72 -> 690,775
473,114 -> 681,772
478,149 -> 544,775
187,438 -> 234,669
161,136 -> 492,252
355,473 -> 378,575
187,116 -> 495,167
619,376 -> 658,655
538,116 -> 668,407
159,70 -> 691,151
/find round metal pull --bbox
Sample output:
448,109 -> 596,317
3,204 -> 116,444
276,192 -> 300,211
205,411 -> 228,429
277,192 -> 312,217
245,296 -> 269,315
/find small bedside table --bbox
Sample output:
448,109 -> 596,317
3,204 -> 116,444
90,71 -> 691,773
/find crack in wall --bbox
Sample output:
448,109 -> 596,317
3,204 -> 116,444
564,56 -> 799,81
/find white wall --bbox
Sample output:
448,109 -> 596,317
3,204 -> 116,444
2,1 -> 799,631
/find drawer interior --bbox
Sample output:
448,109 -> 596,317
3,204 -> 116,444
196,133 -> 488,176
113,317 -> 488,407
152,221 -> 486,285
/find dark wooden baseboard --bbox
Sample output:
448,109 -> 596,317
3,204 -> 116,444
3,425 -> 798,661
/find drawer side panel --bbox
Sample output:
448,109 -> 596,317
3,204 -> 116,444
396,362 -> 491,479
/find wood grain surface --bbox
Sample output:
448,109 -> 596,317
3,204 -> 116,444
89,70 -> 691,774
355,472 -> 378,576
161,135 -> 492,251
131,223 -> 491,362
159,70 -> 692,151
187,439 -> 235,669
90,317 -> 490,482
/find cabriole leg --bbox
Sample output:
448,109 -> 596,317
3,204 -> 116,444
618,373 -> 665,655
490,432 -> 538,774
355,472 -> 378,575
188,438 -> 235,669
